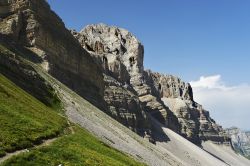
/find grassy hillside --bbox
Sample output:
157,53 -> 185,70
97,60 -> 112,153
0,74 -> 66,157
0,73 -> 144,165
2,126 -> 145,166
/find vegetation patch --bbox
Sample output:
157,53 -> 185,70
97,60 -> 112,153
0,74 -> 67,156
1,126 -> 145,166
0,73 -> 144,165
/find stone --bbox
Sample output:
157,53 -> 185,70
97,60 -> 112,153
72,23 -> 229,144
0,0 -> 105,108
0,36 -> 58,107
225,127 -> 250,157
0,11 -> 23,40
145,71 -> 194,100
72,23 -> 144,84
72,24 -> 172,139
1,0 -> 230,145
148,71 -> 229,144
104,74 -> 151,136
73,23 -> 182,136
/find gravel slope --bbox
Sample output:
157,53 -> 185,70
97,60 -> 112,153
36,66 -> 249,166
203,141 -> 250,166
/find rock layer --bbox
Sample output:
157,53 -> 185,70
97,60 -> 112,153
72,24 -> 182,139
147,71 -> 228,144
1,0 -> 230,145
0,35 -> 59,108
0,0 -> 104,108
73,23 -> 229,144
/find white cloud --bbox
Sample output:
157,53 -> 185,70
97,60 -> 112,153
190,75 -> 250,130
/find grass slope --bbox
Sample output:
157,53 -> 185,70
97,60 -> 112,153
0,72 -> 144,165
2,126 -> 145,166
0,74 -> 66,156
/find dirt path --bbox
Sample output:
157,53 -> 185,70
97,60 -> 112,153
0,122 -> 75,164
0,137 -> 58,164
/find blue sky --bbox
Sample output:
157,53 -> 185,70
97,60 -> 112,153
47,0 -> 250,130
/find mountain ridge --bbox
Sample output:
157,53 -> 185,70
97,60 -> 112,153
0,0 -> 249,165
71,23 -> 229,145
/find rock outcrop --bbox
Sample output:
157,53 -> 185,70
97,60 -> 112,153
72,24 -> 157,138
0,0 -> 104,108
146,71 -> 228,144
72,24 -> 228,144
103,75 -> 152,136
225,127 -> 250,157
72,24 -> 182,139
1,0 -> 229,145
72,23 -> 228,144
0,35 -> 59,107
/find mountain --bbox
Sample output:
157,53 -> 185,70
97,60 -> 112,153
225,127 -> 250,158
0,0 -> 250,165
0,0 -> 104,108
71,23 -> 229,145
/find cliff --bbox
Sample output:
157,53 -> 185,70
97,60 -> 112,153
147,71 -> 228,144
0,0 -> 228,143
72,23 -> 229,144
2,0 -> 249,165
0,0 -> 104,108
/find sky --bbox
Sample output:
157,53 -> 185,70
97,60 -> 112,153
47,0 -> 250,130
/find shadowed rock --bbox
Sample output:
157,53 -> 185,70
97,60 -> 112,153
0,0 -> 105,108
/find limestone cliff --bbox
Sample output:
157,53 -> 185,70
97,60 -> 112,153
0,0 -> 229,145
71,25 -> 159,138
0,35 -> 59,107
147,71 -> 228,144
73,23 -> 229,144
0,0 -> 104,108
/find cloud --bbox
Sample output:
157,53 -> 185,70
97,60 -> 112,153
190,75 -> 250,130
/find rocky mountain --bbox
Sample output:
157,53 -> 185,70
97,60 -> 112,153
1,0 -> 249,165
0,0 -> 104,109
71,23 -> 228,145
225,127 -> 250,158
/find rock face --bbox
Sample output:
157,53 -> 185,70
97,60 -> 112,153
103,75 -> 151,136
72,24 -> 157,137
225,127 -> 250,157
0,0 -> 104,108
0,35 -> 59,107
72,23 -> 144,83
72,23 -> 228,144
146,71 -> 228,144
1,0 -> 229,145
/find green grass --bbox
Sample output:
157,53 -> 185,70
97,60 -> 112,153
0,74 -> 67,156
0,72 -> 144,166
1,126 -> 145,166
0,42 -> 62,111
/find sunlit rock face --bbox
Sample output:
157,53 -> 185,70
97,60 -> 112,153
72,23 -> 144,84
0,0 -> 105,108
72,23 -> 229,144
145,71 -> 228,144
0,0 -> 229,145
72,24 -> 156,138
